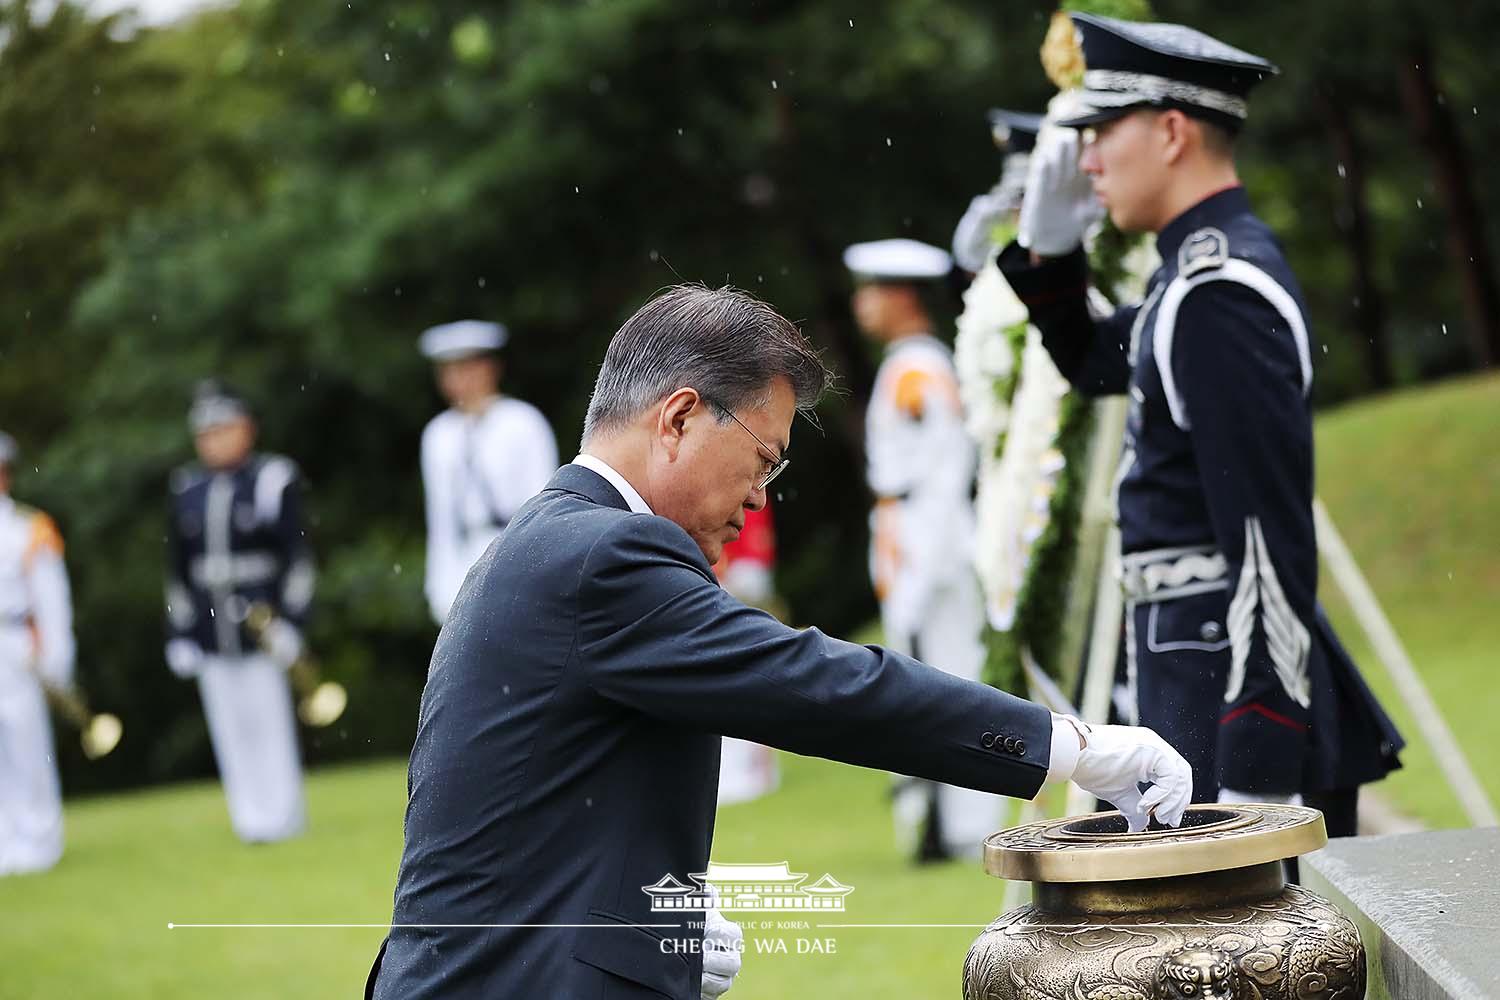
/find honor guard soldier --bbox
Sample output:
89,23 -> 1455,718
418,320 -> 558,625
0,432 -> 77,875
845,239 -> 999,859
165,382 -> 313,843
996,13 -> 1402,833
951,109 -> 1045,276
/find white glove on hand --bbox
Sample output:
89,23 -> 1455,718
262,619 -> 303,669
700,902 -> 743,999
165,638 -> 205,679
1017,126 -> 1102,257
1066,719 -> 1193,833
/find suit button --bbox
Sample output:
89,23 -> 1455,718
1014,739 -> 1027,755
1002,737 -> 1016,752
1200,621 -> 1223,642
981,732 -> 996,748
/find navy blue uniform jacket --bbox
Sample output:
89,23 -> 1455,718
997,186 -> 1401,795
368,464 -> 1053,999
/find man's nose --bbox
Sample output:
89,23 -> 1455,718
1079,142 -> 1101,175
745,486 -> 767,512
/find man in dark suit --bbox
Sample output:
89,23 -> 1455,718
368,284 -> 1193,999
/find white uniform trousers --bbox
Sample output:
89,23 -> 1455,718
198,654 -> 305,843
717,738 -> 779,806
887,573 -> 1001,859
0,665 -> 64,876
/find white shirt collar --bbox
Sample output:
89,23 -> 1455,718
571,454 -> 653,515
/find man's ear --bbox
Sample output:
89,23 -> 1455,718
656,387 -> 702,460
1160,109 -> 1191,165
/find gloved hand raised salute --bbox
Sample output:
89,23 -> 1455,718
1017,125 -> 1103,258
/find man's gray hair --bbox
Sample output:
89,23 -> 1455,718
582,284 -> 832,443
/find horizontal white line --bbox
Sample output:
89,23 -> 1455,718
816,922 -> 1273,929
166,923 -> 683,930
815,924 -> 988,928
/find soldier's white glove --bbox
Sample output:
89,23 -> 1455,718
165,638 -> 205,679
1051,716 -> 1193,833
951,192 -> 1007,274
262,619 -> 303,669
700,897 -> 743,999
1017,126 -> 1102,258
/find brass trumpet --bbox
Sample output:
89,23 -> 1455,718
40,677 -> 123,760
244,602 -> 348,728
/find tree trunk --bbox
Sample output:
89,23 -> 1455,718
1317,89 -> 1393,390
1397,37 -> 1500,368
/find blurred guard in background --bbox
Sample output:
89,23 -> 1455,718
845,239 -> 998,860
418,321 -> 558,625
165,382 -> 313,843
713,501 -> 781,805
0,431 -> 76,875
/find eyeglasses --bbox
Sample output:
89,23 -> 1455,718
703,396 -> 789,492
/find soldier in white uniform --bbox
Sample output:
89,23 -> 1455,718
418,321 -> 559,625
165,383 -> 312,843
844,239 -> 999,861
0,432 -> 76,875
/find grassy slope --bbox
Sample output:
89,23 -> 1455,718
1313,372 -> 1500,828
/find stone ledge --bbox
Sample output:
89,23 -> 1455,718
1302,828 -> 1500,1000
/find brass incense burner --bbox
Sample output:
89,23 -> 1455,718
964,804 -> 1365,1000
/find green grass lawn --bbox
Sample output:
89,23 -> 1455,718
5,374 -> 1495,998
1,753 -> 1043,999
1314,373 -> 1500,828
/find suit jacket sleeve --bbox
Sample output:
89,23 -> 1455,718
996,241 -> 1136,396
577,515 -> 1053,799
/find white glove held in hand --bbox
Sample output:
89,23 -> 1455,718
1017,126 -> 1103,257
700,902 -> 743,999
165,638 -> 205,679
1065,718 -> 1193,833
262,619 -> 304,669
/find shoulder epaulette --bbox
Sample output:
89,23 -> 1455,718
1179,227 -> 1229,278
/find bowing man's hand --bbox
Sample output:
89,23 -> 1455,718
1048,715 -> 1193,833
700,900 -> 743,999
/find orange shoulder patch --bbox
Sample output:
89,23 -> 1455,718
892,368 -> 932,419
25,511 -> 64,563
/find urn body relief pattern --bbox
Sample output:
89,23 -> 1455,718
963,806 -> 1365,1000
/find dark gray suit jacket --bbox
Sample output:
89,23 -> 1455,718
368,464 -> 1053,999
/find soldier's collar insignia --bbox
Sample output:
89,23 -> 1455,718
1179,227 -> 1228,277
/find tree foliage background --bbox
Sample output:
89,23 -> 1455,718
2,0 -> 1496,792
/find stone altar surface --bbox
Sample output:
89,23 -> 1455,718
1302,827 -> 1500,1000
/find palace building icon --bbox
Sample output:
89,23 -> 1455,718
642,862 -> 855,912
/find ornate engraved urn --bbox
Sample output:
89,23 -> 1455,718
964,805 -> 1365,1000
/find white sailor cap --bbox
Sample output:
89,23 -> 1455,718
842,239 -> 953,283
0,431 -> 16,466
418,320 -> 509,361
188,379 -> 252,433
